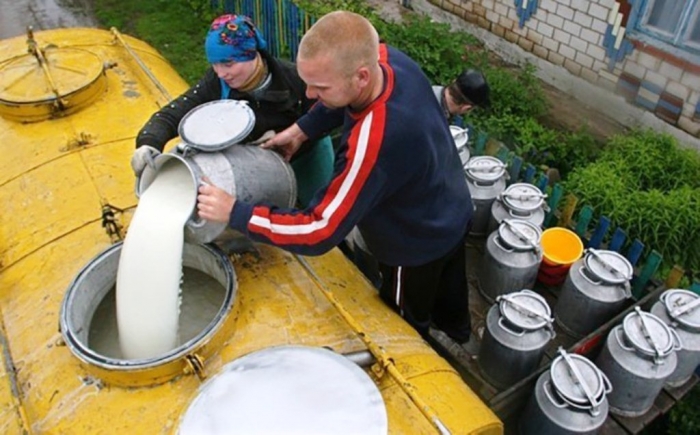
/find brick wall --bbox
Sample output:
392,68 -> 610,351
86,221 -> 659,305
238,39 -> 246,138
428,0 -> 700,138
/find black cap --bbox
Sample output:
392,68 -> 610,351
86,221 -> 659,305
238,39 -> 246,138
455,69 -> 490,109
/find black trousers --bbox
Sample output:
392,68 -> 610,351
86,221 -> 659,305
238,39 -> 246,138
378,234 -> 471,343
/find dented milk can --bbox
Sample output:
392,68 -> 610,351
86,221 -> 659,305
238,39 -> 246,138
520,349 -> 611,435
478,290 -> 555,389
478,219 -> 542,303
554,249 -> 633,338
487,182 -> 548,234
651,289 -> 700,387
464,156 -> 507,236
137,100 -> 297,244
595,308 -> 682,417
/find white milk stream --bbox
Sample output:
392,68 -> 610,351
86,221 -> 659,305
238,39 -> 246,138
116,159 -> 196,359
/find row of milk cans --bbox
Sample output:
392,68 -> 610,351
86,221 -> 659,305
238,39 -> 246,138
458,153 -> 700,433
485,288 -> 700,435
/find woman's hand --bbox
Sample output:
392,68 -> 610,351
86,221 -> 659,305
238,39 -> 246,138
197,178 -> 236,223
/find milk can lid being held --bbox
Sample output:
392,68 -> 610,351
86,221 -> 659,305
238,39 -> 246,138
498,290 -> 552,331
497,219 -> 542,252
623,308 -> 679,359
178,99 -> 256,152
662,289 -> 700,332
464,156 -> 506,183
550,350 -> 610,412
584,249 -> 633,285
500,183 -> 545,213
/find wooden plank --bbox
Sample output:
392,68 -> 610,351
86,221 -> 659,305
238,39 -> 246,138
508,156 -> 523,185
543,184 -> 563,228
496,146 -> 509,163
690,281 -> 700,295
632,250 -> 663,299
664,265 -> 685,289
626,239 -> 645,267
609,227 -> 627,253
575,205 -> 594,238
523,164 -> 536,184
559,194 -> 578,228
474,131 -> 488,156
588,216 -> 611,249
536,174 -> 549,192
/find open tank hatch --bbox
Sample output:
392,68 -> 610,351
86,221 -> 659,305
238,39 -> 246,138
59,242 -> 238,387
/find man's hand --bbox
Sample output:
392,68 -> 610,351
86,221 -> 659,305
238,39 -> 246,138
260,123 -> 308,161
130,145 -> 160,176
197,179 -> 236,223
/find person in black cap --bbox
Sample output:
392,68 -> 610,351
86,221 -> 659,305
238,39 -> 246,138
433,69 -> 490,122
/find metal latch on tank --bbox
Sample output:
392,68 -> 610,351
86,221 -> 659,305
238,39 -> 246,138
183,353 -> 205,380
101,202 -> 125,242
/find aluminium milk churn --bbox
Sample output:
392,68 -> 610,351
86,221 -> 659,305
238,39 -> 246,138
478,219 -> 543,302
137,100 -> 296,244
449,125 -> 471,167
595,307 -> 682,417
554,249 -> 633,338
478,290 -> 555,389
464,156 -> 507,236
519,349 -> 611,435
487,182 -> 548,234
651,289 -> 700,387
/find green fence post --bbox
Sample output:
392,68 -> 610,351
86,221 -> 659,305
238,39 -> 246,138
632,250 -> 663,299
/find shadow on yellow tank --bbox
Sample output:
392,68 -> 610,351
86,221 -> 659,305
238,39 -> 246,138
0,27 -> 502,434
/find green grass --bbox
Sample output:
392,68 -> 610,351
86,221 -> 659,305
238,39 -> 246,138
92,0 -> 215,84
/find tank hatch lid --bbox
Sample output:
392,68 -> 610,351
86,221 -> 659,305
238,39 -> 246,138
178,345 -> 388,435
663,289 -> 700,331
501,183 -> 545,213
0,43 -> 106,122
178,99 -> 256,152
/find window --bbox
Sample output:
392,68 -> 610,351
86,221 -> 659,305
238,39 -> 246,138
636,0 -> 700,54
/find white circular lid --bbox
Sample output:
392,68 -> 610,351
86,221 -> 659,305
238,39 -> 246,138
584,249 -> 633,284
663,289 -> 700,331
622,310 -> 675,359
497,219 -> 542,251
450,125 -> 469,149
501,183 -> 545,213
550,353 -> 605,408
498,290 -> 552,331
178,100 -> 256,151
178,346 -> 388,435
464,156 -> 506,182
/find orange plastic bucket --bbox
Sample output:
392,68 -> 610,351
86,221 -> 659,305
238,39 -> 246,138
537,227 -> 583,286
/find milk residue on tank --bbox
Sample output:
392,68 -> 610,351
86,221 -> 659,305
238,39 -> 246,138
115,158 -> 196,359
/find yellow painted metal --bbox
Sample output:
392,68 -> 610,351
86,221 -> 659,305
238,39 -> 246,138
0,28 -> 503,435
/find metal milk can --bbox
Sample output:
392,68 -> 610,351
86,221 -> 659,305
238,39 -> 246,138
478,290 -> 555,389
595,307 -> 682,417
463,156 -> 507,236
487,183 -> 548,234
478,219 -> 543,303
554,249 -> 633,338
449,125 -> 471,168
520,349 -> 611,435
651,289 -> 700,387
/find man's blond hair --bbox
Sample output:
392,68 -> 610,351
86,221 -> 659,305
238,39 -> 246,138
298,11 -> 379,75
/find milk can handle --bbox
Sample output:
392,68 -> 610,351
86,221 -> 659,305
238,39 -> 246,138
669,327 -> 684,352
614,326 -> 635,352
578,264 -> 602,285
508,208 -> 532,219
497,317 -> 526,337
542,380 -> 570,409
493,235 -> 514,254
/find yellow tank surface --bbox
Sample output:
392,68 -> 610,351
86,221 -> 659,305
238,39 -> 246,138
0,28 -> 502,435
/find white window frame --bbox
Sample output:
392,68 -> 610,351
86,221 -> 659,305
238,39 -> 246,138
632,0 -> 700,60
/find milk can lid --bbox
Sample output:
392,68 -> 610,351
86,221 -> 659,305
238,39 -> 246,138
178,100 -> 256,152
449,125 -> 469,149
550,352 -> 607,409
498,290 -> 552,331
662,289 -> 700,331
464,156 -> 506,182
622,309 -> 675,359
178,346 -> 388,435
497,219 -> 542,251
583,249 -> 633,285
501,183 -> 545,213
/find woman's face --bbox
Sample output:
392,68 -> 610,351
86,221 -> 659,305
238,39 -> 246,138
212,58 -> 257,89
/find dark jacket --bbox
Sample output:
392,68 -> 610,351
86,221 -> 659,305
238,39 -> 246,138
135,50 -> 314,155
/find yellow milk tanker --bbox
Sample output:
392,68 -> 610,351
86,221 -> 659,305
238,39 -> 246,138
0,27 -> 502,434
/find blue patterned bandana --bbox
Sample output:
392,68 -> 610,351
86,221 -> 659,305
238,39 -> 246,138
204,14 -> 268,64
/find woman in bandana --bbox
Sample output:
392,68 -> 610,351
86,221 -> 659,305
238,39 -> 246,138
132,14 -> 334,207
